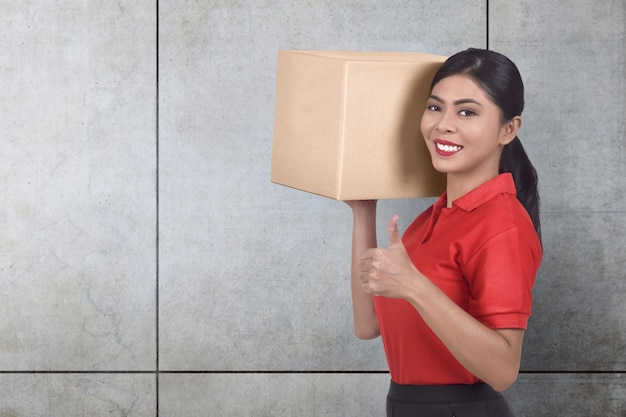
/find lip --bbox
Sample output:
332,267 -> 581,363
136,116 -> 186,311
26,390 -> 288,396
433,138 -> 463,156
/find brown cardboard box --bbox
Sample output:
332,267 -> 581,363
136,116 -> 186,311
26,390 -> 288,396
271,50 -> 448,200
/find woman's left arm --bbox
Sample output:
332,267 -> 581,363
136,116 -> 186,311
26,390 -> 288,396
359,215 -> 524,392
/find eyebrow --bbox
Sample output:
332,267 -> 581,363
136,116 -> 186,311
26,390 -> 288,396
428,95 -> 483,107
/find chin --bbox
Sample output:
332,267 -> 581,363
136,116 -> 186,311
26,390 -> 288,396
430,158 -> 453,175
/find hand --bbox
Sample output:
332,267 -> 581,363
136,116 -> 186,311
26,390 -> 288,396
359,215 -> 419,298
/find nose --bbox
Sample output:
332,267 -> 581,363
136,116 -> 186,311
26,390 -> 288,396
434,110 -> 456,133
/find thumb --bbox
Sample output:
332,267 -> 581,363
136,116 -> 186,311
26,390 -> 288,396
387,214 -> 403,248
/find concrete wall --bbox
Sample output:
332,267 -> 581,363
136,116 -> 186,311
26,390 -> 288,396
0,1 -> 624,415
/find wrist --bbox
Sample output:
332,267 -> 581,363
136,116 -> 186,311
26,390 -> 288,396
404,268 -> 429,305
350,200 -> 377,218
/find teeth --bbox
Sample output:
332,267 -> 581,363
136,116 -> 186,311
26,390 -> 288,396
436,142 -> 463,152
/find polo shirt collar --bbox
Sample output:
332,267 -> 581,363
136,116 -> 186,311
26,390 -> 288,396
438,173 -> 517,213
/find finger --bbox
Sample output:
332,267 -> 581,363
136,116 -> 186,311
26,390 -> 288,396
360,248 -> 383,263
358,269 -> 369,283
358,255 -> 374,272
387,214 -> 402,248
360,249 -> 374,261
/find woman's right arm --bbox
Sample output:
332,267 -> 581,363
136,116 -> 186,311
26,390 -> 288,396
345,200 -> 380,339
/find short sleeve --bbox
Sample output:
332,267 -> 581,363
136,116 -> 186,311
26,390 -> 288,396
463,226 -> 541,330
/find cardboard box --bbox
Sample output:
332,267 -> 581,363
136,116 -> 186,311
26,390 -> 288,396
271,50 -> 448,200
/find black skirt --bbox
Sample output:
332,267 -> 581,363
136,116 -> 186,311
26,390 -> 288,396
386,380 -> 515,417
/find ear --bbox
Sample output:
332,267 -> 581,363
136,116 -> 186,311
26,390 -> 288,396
499,116 -> 522,146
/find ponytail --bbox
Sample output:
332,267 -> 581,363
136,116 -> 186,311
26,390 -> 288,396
499,136 -> 541,241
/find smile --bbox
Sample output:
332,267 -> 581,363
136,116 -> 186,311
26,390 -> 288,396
434,140 -> 464,155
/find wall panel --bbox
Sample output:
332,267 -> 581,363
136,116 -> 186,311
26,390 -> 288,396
506,373 -> 626,416
491,1 -> 625,414
0,1 -> 156,372
159,373 -> 389,416
158,0 -> 486,373
0,374 -> 155,416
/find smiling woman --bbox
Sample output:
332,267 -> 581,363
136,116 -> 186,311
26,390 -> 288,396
421,73 -> 522,205
344,48 -> 542,417
426,48 -> 541,237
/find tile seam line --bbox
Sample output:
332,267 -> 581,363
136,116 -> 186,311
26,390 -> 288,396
486,0 -> 489,50
541,210 -> 625,213
1,370 -> 625,375
155,0 -> 160,415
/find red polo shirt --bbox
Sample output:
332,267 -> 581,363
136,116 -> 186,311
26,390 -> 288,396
373,173 -> 542,385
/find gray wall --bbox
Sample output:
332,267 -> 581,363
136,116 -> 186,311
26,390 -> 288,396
0,1 -> 624,415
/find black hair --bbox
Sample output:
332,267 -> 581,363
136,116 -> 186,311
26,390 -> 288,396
430,48 -> 541,241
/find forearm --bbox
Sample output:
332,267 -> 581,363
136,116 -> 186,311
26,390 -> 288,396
349,203 -> 380,339
406,274 -> 523,391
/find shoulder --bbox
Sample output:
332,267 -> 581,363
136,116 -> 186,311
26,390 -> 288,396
480,191 -> 529,222
466,194 -> 542,269
449,174 -> 531,234
477,192 -> 536,239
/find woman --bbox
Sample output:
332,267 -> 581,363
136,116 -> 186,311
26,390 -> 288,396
346,48 -> 542,417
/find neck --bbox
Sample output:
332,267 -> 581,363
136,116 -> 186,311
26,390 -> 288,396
445,171 -> 500,208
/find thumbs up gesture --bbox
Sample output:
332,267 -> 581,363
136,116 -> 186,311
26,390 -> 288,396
359,215 -> 419,298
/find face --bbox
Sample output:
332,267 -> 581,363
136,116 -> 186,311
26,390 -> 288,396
421,74 -> 520,184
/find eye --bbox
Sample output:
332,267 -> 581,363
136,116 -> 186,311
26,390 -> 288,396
426,104 -> 441,112
459,109 -> 477,117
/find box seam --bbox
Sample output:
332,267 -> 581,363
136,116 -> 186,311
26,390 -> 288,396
336,60 -> 349,199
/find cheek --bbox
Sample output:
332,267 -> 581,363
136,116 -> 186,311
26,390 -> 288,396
420,113 -> 432,138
